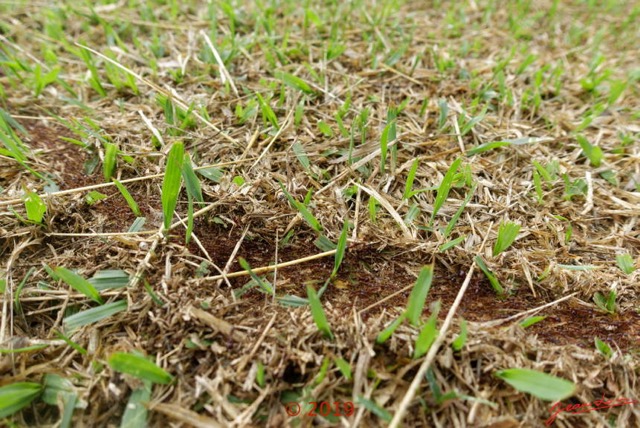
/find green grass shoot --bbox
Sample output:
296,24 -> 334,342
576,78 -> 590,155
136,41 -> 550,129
307,283 -> 333,339
42,374 -> 79,428
334,357 -> 352,380
108,352 -> 173,385
430,158 -> 462,225
161,142 -> 184,230
593,290 -> 616,314
576,135 -> 603,167
466,141 -> 511,156
494,368 -> 575,402
403,158 -> 419,199
63,300 -> 127,330
0,382 -> 43,418
103,142 -> 118,181
256,93 -> 279,129
444,184 -> 476,237
181,153 -> 204,204
279,182 -> 322,232
238,257 -> 274,295
594,337 -> 613,358
519,316 -> 546,328
317,120 -> 333,137
113,179 -> 141,217
331,219 -> 349,279
451,319 -> 467,351
616,253 -> 635,274
376,313 -> 406,344
493,221 -> 521,256
120,381 -> 152,428
276,71 -> 315,94
88,269 -> 130,290
405,265 -> 434,326
23,190 -> 46,223
413,301 -> 440,359
356,396 -> 392,423
474,256 -> 505,295
54,267 -> 103,304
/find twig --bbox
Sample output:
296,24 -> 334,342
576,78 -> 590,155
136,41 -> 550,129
201,250 -> 337,282
201,31 -> 239,96
389,224 -> 493,427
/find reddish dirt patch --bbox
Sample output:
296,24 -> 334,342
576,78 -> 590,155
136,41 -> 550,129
188,221 -> 640,352
26,123 -> 160,232
27,123 -> 95,190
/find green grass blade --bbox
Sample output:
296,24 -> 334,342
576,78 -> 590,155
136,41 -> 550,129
256,93 -> 279,129
451,319 -> 467,351
317,120 -> 333,137
113,179 -> 141,217
103,142 -> 118,181
108,352 -> 173,385
307,284 -> 333,339
577,135 -> 602,167
332,219 -> 349,278
54,330 -> 88,355
14,267 -> 34,314
0,382 -> 43,418
594,337 -> 612,358
279,182 -> 322,232
616,253 -> 635,274
466,141 -> 511,156
292,141 -> 311,172
519,316 -> 546,328
42,374 -> 79,428
413,301 -> 440,359
405,265 -> 434,326
276,71 -> 314,94
493,221 -> 521,256
197,166 -> 223,183
277,294 -> 309,307
181,153 -> 203,204
494,368 -> 575,401
444,184 -> 476,232
439,235 -> 466,252
120,381 -> 152,428
54,267 -> 103,304
185,192 -> 194,244
356,396 -> 392,423
437,99 -> 448,129
85,190 -> 107,205
128,217 -> 146,233
314,235 -> 336,251
238,257 -> 273,294
403,158 -> 419,200
0,344 -> 48,354
430,158 -> 462,224
161,142 -> 184,230
63,300 -> 127,330
23,191 -> 46,223
379,121 -> 393,173
474,256 -> 504,295
334,357 -> 352,380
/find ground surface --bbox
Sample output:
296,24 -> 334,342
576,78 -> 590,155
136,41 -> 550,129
0,0 -> 639,427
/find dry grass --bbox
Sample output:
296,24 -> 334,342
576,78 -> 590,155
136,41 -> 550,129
0,0 -> 639,426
